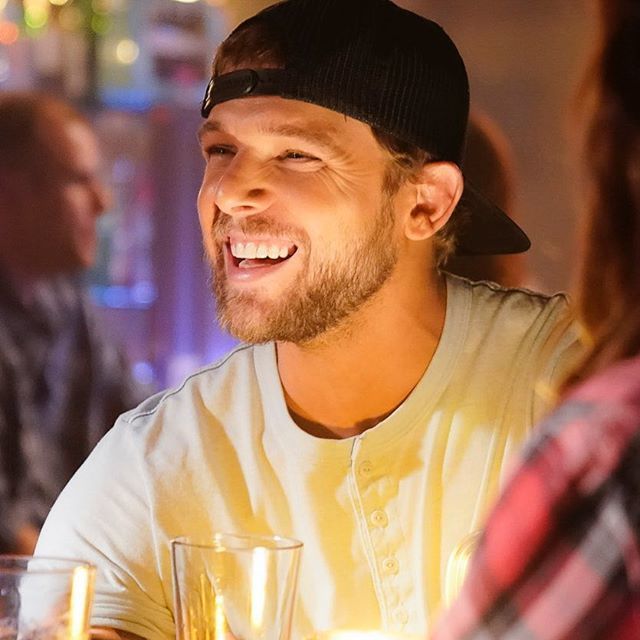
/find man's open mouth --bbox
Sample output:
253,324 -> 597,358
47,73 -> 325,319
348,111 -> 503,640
228,240 -> 298,268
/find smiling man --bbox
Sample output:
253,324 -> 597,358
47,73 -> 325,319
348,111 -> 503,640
37,1 -> 579,639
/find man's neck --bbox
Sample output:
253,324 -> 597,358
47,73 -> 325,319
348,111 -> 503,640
277,270 -> 447,438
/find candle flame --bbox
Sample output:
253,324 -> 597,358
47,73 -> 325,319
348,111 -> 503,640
68,565 -> 94,640
250,547 -> 269,632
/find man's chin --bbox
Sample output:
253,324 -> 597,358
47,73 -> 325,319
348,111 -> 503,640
215,295 -> 280,344
218,317 -> 280,344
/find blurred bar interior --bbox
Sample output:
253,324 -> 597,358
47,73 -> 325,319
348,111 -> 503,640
0,0 -> 594,388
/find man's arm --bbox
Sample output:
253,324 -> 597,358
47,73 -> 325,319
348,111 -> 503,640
36,418 -> 177,640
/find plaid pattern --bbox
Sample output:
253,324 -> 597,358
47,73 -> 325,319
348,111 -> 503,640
0,271 -> 146,551
433,355 -> 640,640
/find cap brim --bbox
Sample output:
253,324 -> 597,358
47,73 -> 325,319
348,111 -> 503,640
453,180 -> 531,256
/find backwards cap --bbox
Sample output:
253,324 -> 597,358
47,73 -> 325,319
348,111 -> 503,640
202,0 -> 530,256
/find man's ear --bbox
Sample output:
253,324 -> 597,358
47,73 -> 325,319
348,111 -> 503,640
404,162 -> 463,241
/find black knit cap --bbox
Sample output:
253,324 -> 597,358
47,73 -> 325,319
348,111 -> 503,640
201,0 -> 530,256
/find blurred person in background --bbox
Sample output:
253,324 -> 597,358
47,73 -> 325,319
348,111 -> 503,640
0,92 -> 147,554
432,0 -> 640,637
444,111 -> 531,288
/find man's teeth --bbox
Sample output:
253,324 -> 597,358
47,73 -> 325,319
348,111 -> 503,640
230,242 -> 292,260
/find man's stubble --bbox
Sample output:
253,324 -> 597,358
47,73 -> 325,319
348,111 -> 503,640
208,195 -> 399,345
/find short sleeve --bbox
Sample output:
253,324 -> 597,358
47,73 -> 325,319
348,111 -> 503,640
36,417 -> 175,640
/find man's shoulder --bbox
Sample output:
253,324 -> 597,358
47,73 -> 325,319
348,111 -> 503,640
447,273 -> 573,342
455,274 -> 569,318
444,275 -> 579,395
120,342 -> 269,428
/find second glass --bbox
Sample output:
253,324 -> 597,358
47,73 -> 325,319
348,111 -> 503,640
0,555 -> 95,640
171,533 -> 303,640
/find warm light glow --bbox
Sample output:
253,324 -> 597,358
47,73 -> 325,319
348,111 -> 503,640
49,0 -> 69,6
173,0 -> 200,3
91,0 -> 109,14
214,593 -> 226,640
0,20 -> 19,45
250,547 -> 268,632
115,38 -> 139,65
68,565 -> 94,640
0,0 -> 9,12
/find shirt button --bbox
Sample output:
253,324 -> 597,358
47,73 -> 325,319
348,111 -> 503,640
359,460 -> 373,477
370,509 -> 388,527
382,557 -> 399,575
393,608 -> 409,625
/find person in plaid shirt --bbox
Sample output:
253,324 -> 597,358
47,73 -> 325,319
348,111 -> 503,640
432,1 -> 640,638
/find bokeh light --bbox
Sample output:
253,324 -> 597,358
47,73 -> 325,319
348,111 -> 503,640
0,20 -> 19,45
115,38 -> 139,65
58,5 -> 84,30
92,0 -> 110,15
24,0 -> 50,30
91,13 -> 111,34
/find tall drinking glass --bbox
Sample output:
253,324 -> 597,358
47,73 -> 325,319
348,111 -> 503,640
171,534 -> 303,640
0,555 -> 95,640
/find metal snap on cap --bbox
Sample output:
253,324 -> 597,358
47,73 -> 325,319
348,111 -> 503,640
201,69 -> 266,117
237,69 -> 259,95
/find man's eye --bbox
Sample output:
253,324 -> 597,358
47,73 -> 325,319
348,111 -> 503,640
281,150 -> 319,162
205,145 -> 234,158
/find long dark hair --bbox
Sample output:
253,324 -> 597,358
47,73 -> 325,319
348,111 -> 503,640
564,0 -> 640,389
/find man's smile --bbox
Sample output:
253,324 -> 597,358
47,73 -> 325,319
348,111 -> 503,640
229,238 -> 297,264
222,235 -> 300,280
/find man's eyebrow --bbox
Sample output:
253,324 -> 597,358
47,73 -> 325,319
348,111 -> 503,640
197,120 -> 222,143
198,119 -> 348,157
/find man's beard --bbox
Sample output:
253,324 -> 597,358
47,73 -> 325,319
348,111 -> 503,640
209,198 -> 398,344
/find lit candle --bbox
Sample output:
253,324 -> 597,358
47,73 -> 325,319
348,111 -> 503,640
68,565 -> 95,640
250,546 -> 269,632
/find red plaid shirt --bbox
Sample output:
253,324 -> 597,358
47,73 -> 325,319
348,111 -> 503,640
432,355 -> 640,640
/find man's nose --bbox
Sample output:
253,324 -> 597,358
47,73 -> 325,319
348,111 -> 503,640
91,179 -> 111,217
213,153 -> 275,217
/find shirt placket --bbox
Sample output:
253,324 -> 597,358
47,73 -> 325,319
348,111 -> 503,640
349,436 -> 415,632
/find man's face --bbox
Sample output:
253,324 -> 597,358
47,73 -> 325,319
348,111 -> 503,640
197,96 -> 407,344
1,117 -> 108,276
